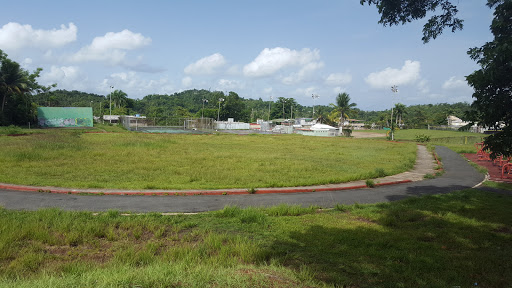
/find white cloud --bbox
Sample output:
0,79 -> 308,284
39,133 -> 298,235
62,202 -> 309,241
68,30 -> 151,65
104,72 -> 174,98
282,61 -> 324,85
293,86 -> 317,98
182,76 -> 193,88
325,73 -> 352,86
417,79 -> 430,94
217,79 -> 243,90
184,53 -> 226,75
442,76 -> 469,90
39,66 -> 87,91
243,47 -> 321,78
0,22 -> 77,51
365,60 -> 421,89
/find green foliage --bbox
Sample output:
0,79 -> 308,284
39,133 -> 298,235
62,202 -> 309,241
415,134 -> 431,143
0,51 -> 45,126
365,179 -> 375,188
465,0 -> 512,158
360,0 -> 464,43
2,190 -> 511,287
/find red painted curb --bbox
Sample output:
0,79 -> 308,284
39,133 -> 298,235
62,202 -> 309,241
0,179 -> 413,196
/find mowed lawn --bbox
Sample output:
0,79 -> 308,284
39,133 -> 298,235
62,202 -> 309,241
0,130 -> 417,190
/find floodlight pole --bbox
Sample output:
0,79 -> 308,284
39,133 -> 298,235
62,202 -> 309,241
217,98 -> 224,121
391,85 -> 398,141
201,99 -> 208,119
109,85 -> 114,123
312,94 -> 319,119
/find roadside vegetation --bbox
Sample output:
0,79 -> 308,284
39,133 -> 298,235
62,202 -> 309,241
0,129 -> 416,190
0,189 -> 510,287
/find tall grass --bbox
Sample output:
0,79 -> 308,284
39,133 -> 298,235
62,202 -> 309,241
394,129 -> 486,153
0,189 -> 511,287
0,131 -> 416,190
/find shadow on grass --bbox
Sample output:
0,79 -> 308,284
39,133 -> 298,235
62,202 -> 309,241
264,190 -> 512,287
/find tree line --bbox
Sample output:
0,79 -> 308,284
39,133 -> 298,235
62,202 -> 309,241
30,88 -> 471,129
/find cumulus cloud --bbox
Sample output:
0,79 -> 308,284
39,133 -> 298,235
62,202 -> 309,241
325,72 -> 352,86
243,47 -> 321,78
217,79 -> 244,90
0,22 -> 77,51
39,66 -> 87,91
182,76 -> 193,88
282,61 -> 324,85
68,30 -> 151,65
442,76 -> 469,90
104,72 -> 174,98
184,53 -> 226,75
365,60 -> 421,89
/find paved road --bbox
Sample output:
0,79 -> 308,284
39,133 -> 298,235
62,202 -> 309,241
0,146 -> 485,212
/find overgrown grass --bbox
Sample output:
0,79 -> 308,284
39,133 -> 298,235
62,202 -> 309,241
394,129 -> 486,153
483,181 -> 512,191
0,130 -> 416,190
1,190 -> 511,287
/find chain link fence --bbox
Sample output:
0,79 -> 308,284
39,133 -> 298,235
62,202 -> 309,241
120,116 -> 215,132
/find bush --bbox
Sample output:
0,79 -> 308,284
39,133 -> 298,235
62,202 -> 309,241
415,134 -> 431,143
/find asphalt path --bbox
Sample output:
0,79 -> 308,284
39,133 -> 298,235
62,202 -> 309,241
0,146 -> 485,213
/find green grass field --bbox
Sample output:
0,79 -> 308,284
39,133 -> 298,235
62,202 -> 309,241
0,189 -> 510,287
0,130 -> 416,190
391,129 -> 484,153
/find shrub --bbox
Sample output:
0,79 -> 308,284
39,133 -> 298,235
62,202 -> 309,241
415,134 -> 431,143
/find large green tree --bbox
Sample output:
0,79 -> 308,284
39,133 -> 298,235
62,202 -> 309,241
0,50 -> 46,126
362,0 -> 512,157
466,0 -> 512,157
360,0 -> 464,43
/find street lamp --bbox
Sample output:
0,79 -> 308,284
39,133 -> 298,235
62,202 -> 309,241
312,94 -> 319,119
201,99 -> 208,119
390,85 -> 398,140
109,85 -> 114,123
217,98 -> 224,121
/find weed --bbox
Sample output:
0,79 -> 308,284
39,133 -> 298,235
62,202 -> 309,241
374,167 -> 386,177
415,134 -> 431,143
424,174 -> 436,179
247,187 -> 257,194
365,179 -> 375,188
334,203 -> 350,212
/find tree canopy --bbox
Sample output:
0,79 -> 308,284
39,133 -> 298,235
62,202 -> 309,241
0,49 -> 47,126
360,0 -> 464,43
362,0 -> 512,157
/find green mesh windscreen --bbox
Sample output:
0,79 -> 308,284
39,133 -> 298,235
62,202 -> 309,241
37,107 -> 93,127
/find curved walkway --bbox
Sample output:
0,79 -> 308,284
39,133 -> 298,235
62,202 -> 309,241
0,146 -> 485,212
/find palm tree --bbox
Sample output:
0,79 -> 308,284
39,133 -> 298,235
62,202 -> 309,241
330,92 -> 357,128
394,103 -> 406,127
0,59 -> 28,114
110,90 -> 128,109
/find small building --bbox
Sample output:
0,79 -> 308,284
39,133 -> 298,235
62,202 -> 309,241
37,107 -> 93,128
447,115 -> 470,128
296,123 -> 339,137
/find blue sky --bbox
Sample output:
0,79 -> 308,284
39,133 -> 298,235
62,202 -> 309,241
0,0 -> 494,111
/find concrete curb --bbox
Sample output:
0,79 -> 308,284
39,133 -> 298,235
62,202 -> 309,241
0,180 -> 413,196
